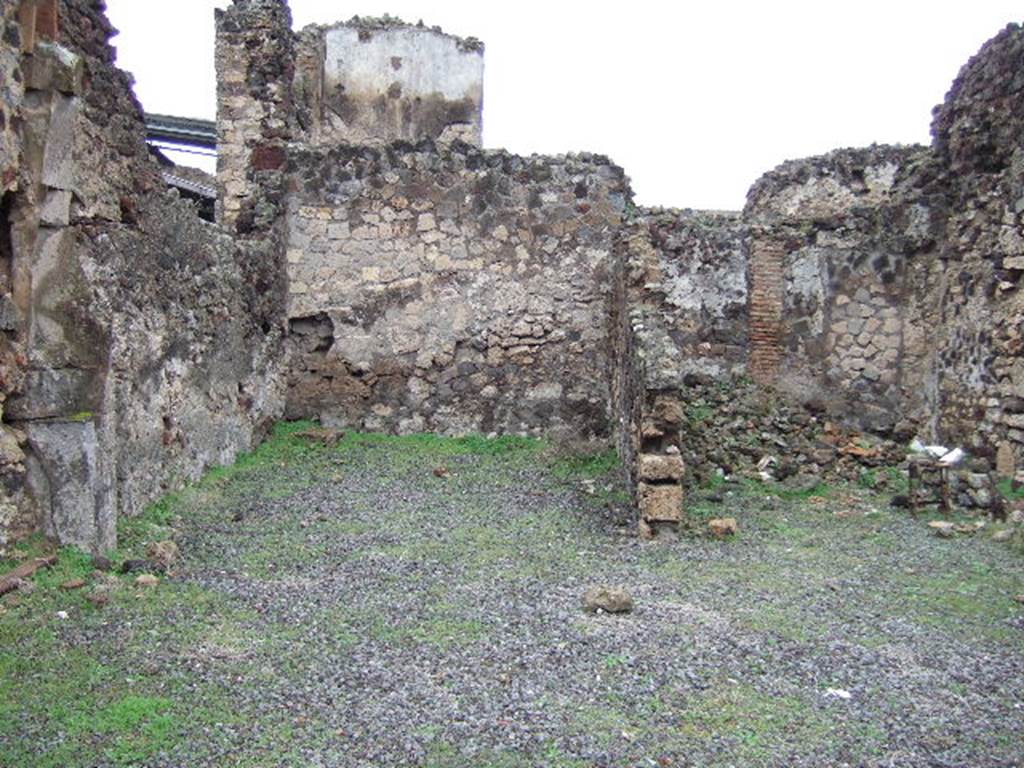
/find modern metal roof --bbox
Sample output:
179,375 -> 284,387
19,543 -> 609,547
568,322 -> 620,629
161,171 -> 216,200
145,113 -> 217,149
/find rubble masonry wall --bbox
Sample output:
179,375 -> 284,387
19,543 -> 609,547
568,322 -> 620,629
284,143 -> 628,438
930,23 -> 1024,474
0,0 -> 287,554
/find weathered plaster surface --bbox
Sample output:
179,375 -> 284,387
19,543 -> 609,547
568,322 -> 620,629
316,24 -> 484,146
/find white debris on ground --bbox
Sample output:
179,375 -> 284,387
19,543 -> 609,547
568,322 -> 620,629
909,439 -> 965,466
824,688 -> 853,701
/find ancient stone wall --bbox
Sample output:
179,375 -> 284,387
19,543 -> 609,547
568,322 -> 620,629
745,146 -> 945,436
610,209 -> 748,533
930,23 -> 1024,476
0,3 -> 23,195
284,143 -> 628,438
0,3 -> 28,556
0,0 -> 287,554
293,18 -> 484,148
215,0 -> 294,233
1,0 -> 1023,553
618,210 -> 748,381
608,296 -> 685,536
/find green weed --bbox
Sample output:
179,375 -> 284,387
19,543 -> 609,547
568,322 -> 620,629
550,447 -> 620,479
687,403 -> 714,425
996,477 -> 1024,501
675,683 -> 847,761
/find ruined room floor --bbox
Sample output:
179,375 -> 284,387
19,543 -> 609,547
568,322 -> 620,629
2,425 -> 1023,768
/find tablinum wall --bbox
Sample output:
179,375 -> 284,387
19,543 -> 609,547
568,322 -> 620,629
282,144 -> 628,438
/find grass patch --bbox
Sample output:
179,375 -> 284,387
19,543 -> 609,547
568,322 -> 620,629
674,683 -> 851,762
699,471 -> 728,491
403,615 -> 488,648
859,466 -> 910,495
679,500 -> 726,533
891,564 -> 1023,641
885,466 -> 910,494
567,702 -> 643,749
996,477 -> 1024,501
858,468 -> 879,489
423,742 -> 582,768
774,481 -> 831,501
89,695 -> 177,765
5,422 -> 1021,766
340,430 -> 542,459
113,423 -> 547,565
550,447 -> 620,480
0,535 -> 265,767
360,602 -> 489,650
725,475 -> 832,501
687,403 -> 714,425
0,533 -> 55,572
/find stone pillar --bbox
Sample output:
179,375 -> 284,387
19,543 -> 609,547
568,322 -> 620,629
636,391 -> 685,539
215,0 -> 295,233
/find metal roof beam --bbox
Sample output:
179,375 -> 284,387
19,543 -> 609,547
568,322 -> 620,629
144,113 -> 217,149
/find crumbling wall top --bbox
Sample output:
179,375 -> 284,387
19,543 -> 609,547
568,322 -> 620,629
290,14 -> 485,149
931,22 -> 1024,176
301,15 -> 484,54
744,144 -> 929,224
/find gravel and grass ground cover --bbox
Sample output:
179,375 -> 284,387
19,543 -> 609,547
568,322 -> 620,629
1,422 -> 1022,767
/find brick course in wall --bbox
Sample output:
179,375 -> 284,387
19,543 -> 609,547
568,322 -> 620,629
747,235 -> 784,384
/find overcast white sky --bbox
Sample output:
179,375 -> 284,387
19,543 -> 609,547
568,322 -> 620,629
105,0 -> 1022,210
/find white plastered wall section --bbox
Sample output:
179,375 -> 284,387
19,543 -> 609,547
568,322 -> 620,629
320,26 -> 484,146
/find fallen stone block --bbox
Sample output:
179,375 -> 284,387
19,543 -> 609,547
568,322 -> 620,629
146,541 -> 179,570
582,585 -> 634,614
0,555 -> 57,596
708,517 -> 738,538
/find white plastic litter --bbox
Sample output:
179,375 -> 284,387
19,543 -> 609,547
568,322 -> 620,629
824,688 -> 852,700
937,447 -> 965,466
756,455 -> 777,481
908,438 -> 964,465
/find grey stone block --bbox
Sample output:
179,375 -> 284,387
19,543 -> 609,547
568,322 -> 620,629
25,420 -> 115,553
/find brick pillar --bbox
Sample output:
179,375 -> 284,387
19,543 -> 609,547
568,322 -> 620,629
17,0 -> 57,52
215,0 -> 294,233
748,233 -> 784,383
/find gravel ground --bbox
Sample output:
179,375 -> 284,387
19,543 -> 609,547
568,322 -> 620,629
2,428 -> 1023,767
